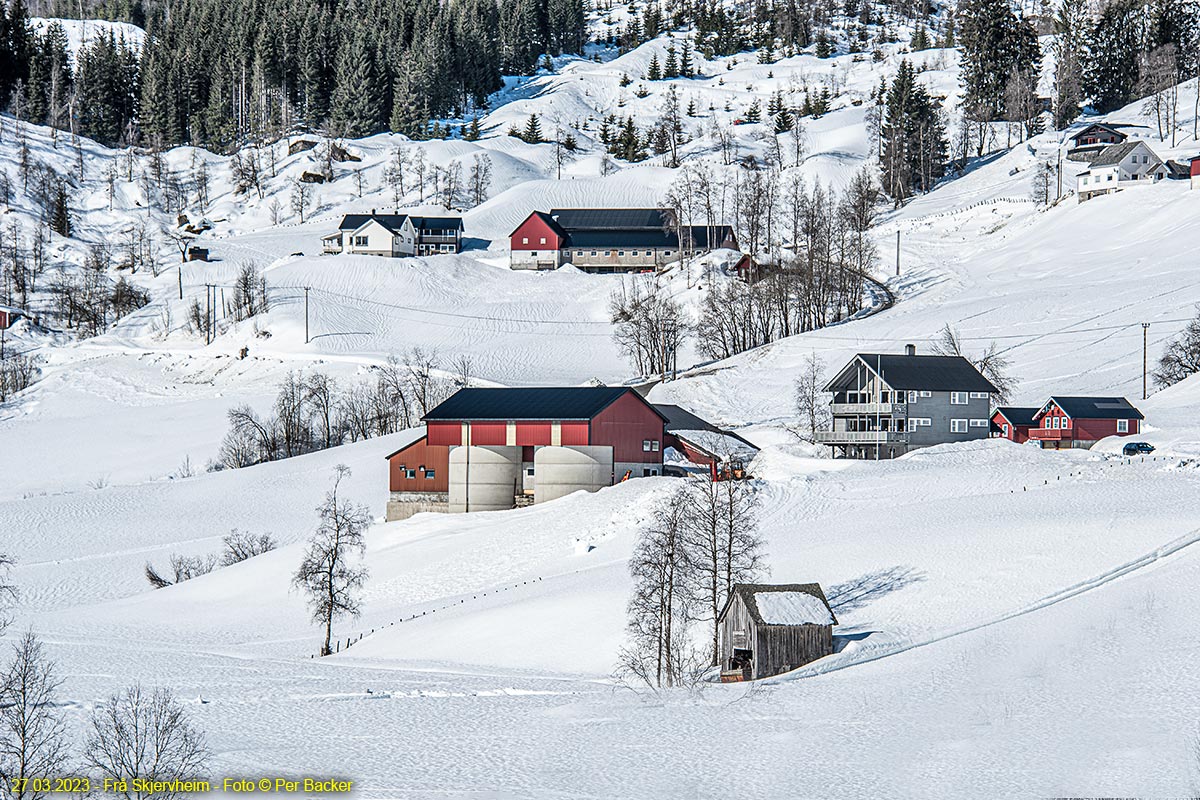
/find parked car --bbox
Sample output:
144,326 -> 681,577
1122,442 -> 1155,456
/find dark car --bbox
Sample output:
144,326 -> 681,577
1122,442 -> 1155,456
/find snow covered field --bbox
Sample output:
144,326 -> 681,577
4,14 -> 1200,798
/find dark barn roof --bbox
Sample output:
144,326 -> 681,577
1069,122 -> 1128,146
422,386 -> 668,422
720,583 -> 838,627
549,208 -> 670,229
1041,396 -> 1144,420
828,354 -> 999,394
993,406 -> 1040,427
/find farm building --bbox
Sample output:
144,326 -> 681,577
991,407 -> 1039,444
509,208 -> 738,272
1028,396 -> 1144,449
0,305 -> 27,330
817,345 -> 998,459
655,403 -> 759,480
719,583 -> 838,681
323,212 -> 463,257
385,386 -> 669,521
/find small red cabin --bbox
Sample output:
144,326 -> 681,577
990,407 -> 1038,444
0,306 -> 26,330
1028,396 -> 1144,450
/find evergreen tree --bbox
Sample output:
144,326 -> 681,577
679,40 -> 694,77
774,108 -> 794,132
815,29 -> 833,58
50,182 -> 71,237
1053,0 -> 1088,129
911,24 -> 931,51
1084,0 -> 1146,112
610,116 -> 646,161
745,98 -> 762,122
464,116 -> 482,140
522,113 -> 544,143
664,42 -> 679,78
959,0 -> 1041,122
881,60 -> 947,205
647,52 -> 662,81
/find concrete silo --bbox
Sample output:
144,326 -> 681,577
533,445 -> 614,504
448,445 -> 522,512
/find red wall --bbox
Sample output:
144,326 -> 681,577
511,214 -> 563,252
590,391 -> 664,463
991,412 -> 1031,444
516,422 -> 551,445
561,423 -> 590,446
388,437 -> 449,493
1074,417 -> 1138,440
469,422 -> 507,445
427,422 -> 462,446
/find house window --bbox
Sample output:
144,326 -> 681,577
907,391 -> 918,403
530,251 -> 538,256
1002,423 -> 1010,435
651,440 -> 660,452
951,419 -> 968,433
913,418 -> 931,427
642,440 -> 652,452
354,236 -> 369,246
643,467 -> 660,477
969,392 -> 988,398
969,419 -> 988,428
1117,419 -> 1129,433
526,467 -> 535,476
951,392 -> 968,405
1061,418 -> 1070,429
664,251 -> 673,256
919,391 -> 932,398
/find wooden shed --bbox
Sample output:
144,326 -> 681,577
718,583 -> 837,681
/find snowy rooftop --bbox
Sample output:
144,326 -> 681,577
673,429 -> 758,461
753,591 -> 836,626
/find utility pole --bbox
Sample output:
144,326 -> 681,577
304,286 -> 310,344
205,283 -> 212,345
1142,322 -> 1150,399
177,264 -> 183,300
895,231 -> 901,277
1056,151 -> 1063,201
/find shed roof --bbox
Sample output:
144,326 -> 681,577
720,583 -> 838,627
827,354 -> 999,393
1040,396 -> 1144,421
422,386 -> 668,422
993,406 -> 1039,427
655,403 -> 758,450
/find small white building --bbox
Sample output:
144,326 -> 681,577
323,213 -> 463,257
1077,140 -> 1169,202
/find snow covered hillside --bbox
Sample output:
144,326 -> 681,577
4,11 -> 1200,798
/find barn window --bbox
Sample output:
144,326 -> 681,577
424,469 -> 435,479
604,250 -> 611,256
651,440 -> 660,451
522,237 -> 529,244
591,251 -> 598,256
1117,419 -> 1129,433
642,467 -> 659,476
405,469 -> 416,479
540,237 -> 546,244
642,440 -> 652,451
577,250 -> 584,256
618,250 -> 625,256
530,251 -> 538,256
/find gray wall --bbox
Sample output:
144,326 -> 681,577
902,391 -> 991,448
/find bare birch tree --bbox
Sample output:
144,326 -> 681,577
0,633 -> 69,800
293,465 -> 370,656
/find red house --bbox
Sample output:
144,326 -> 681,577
990,406 -> 1039,443
0,305 -> 27,330
1028,396 -> 1144,450
385,387 -> 668,520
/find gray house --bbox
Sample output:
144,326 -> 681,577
817,345 -> 999,459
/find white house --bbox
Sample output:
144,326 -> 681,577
1077,140 -> 1169,202
323,213 -> 463,257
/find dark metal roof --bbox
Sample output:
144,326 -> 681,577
993,406 -> 1039,427
1040,396 -> 1144,421
337,213 -> 410,233
720,583 -> 838,627
422,387 -> 668,422
410,216 -> 464,231
827,354 -> 999,393
563,226 -> 736,250
654,403 -> 758,450
549,208 -> 670,229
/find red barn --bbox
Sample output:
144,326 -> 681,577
0,306 -> 26,330
508,212 -> 568,271
385,387 -> 668,519
655,403 -> 759,480
990,407 -> 1038,443
1028,396 -> 1144,450
1191,155 -> 1200,189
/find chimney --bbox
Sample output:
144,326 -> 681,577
905,344 -> 916,356
371,208 -> 376,215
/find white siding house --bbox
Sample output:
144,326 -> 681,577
1077,140 -> 1169,202
323,213 -> 462,257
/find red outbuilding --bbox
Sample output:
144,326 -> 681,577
385,386 -> 668,519
1027,396 -> 1144,450
990,406 -> 1039,443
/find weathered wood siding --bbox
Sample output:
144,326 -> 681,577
719,594 -> 756,669
754,624 -> 833,679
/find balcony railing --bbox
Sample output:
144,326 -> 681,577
420,234 -> 460,243
1029,428 -> 1071,441
831,402 -> 906,415
814,430 -> 909,444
